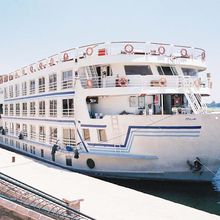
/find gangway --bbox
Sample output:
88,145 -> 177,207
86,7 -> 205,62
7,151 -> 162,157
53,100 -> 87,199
0,172 -> 95,220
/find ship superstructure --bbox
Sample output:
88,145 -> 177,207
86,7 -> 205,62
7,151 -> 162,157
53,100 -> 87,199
0,41 -> 219,181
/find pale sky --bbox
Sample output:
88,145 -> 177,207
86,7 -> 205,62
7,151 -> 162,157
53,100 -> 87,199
0,0 -> 220,101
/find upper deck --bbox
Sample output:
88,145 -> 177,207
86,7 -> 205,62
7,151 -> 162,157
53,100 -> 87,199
0,41 -> 207,85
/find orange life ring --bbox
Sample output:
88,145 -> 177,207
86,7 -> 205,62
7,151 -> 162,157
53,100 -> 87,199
194,79 -> 200,88
180,48 -> 188,57
117,78 -> 128,87
158,46 -> 165,55
39,62 -> 43,69
86,47 -> 93,56
124,44 -> 134,54
87,79 -> 93,88
63,52 -> 69,61
201,51 -> 206,61
30,66 -> 34,73
159,78 -> 167,87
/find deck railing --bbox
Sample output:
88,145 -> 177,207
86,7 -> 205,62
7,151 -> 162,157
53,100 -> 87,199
0,41 -> 206,84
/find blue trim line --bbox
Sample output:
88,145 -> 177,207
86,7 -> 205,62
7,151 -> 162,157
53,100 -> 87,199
4,91 -> 75,102
2,116 -> 75,123
81,124 -> 107,128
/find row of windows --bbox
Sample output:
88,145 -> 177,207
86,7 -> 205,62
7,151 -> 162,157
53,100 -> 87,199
4,70 -> 73,99
4,99 -> 74,117
3,122 -> 107,145
0,137 -> 74,166
124,65 -> 196,76
4,123 -> 76,145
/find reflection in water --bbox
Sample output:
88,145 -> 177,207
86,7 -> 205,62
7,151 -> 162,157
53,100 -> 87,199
106,178 -> 220,215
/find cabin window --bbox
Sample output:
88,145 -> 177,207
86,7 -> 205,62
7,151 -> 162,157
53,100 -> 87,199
30,145 -> 35,154
49,100 -> 57,117
22,124 -> 27,137
5,138 -> 9,145
63,128 -> 75,146
39,77 -> 45,93
97,129 -> 107,142
41,149 -> 44,158
15,123 -> 20,136
157,66 -> 177,76
23,143 -> 27,151
4,104 -> 8,116
49,73 -> 57,91
30,125 -> 36,140
62,70 -> 73,89
83,129 -> 90,141
49,127 -> 57,144
9,104 -> 14,116
4,88 -> 8,99
9,123 -> 14,135
181,68 -> 198,77
22,82 -> 27,96
39,126 -> 46,142
124,65 -> 153,75
16,103 -> 20,116
16,141 -> 20,149
30,102 -> 36,116
62,99 -> 74,117
10,139 -> 14,147
66,157 -> 72,166
30,80 -> 35,94
39,101 -> 45,116
9,85 -> 13,98
15,84 -> 20,97
22,103 -> 27,116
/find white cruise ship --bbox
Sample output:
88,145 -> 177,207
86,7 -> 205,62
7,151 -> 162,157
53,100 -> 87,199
0,41 -> 219,181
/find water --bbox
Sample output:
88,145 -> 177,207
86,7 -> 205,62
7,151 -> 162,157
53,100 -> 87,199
106,177 -> 220,216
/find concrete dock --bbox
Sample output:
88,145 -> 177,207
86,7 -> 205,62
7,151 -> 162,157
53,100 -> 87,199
0,147 -> 220,220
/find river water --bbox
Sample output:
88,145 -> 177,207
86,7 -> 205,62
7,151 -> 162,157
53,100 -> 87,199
108,177 -> 220,216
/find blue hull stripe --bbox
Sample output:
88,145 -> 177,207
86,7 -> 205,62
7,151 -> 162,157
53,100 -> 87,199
4,91 -> 75,102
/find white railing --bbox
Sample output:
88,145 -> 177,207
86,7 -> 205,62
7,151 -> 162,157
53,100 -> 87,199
38,84 -> 45,93
49,82 -> 57,91
81,75 -> 181,89
62,109 -> 74,117
1,41 -> 206,85
62,79 -> 73,89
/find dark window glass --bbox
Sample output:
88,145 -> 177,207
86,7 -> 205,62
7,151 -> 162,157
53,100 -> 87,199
182,68 -> 198,76
124,65 -> 153,75
66,157 -> 72,166
157,66 -> 174,76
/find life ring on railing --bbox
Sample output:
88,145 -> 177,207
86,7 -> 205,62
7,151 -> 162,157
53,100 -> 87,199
63,52 -> 69,61
39,62 -> 43,70
201,51 -> 206,61
30,66 -> 34,73
159,78 -> 167,87
87,79 -> 93,88
194,79 -> 200,88
124,44 -> 134,54
116,78 -> 128,87
180,48 -> 188,57
158,46 -> 165,55
86,47 -> 93,56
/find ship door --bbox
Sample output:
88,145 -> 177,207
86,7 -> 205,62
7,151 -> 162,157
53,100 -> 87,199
101,66 -> 111,87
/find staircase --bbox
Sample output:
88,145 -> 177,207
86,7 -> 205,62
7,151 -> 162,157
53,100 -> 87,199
85,66 -> 99,88
179,76 -> 207,114
0,172 -> 95,220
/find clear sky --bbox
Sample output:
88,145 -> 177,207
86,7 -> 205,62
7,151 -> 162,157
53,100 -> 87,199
0,0 -> 220,101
